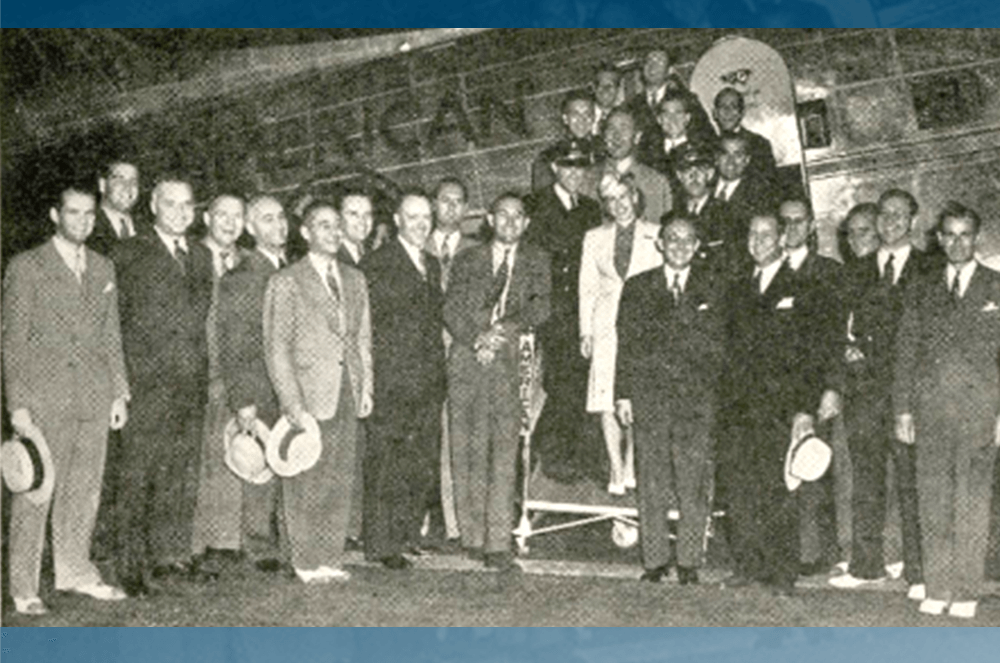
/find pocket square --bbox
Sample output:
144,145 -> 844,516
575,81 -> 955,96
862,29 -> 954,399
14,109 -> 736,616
982,301 -> 999,312
705,240 -> 724,248
776,296 -> 795,310
697,303 -> 711,311
103,282 -> 115,294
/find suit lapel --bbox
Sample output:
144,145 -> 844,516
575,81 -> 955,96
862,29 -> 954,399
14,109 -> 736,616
294,260 -> 343,335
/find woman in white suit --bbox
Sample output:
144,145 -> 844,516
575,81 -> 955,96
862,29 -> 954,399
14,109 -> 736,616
579,172 -> 664,494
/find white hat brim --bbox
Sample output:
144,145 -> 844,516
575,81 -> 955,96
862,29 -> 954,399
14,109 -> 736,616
266,412 -> 322,477
223,417 -> 275,485
1,422 -> 55,505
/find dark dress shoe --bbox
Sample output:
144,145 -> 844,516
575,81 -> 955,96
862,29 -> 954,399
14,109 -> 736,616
484,552 -> 521,572
380,554 -> 413,570
677,566 -> 699,586
720,574 -> 756,589
639,565 -> 669,583
151,561 -> 192,581
255,558 -> 284,574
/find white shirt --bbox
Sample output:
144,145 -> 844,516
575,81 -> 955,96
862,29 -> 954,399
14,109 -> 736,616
554,183 -> 576,212
613,156 -> 635,176
398,236 -> 427,277
308,252 -> 341,299
205,239 -> 236,277
102,205 -> 134,239
754,256 -> 785,295
342,240 -> 363,265
663,135 -> 687,154
592,107 -> 609,137
947,260 -> 977,299
687,194 -> 710,216
786,245 -> 809,272
715,178 -> 742,202
52,233 -> 86,280
491,242 -> 518,323
258,247 -> 284,270
663,264 -> 691,294
432,229 -> 462,261
646,84 -> 667,109
155,226 -> 188,259
877,244 -> 912,286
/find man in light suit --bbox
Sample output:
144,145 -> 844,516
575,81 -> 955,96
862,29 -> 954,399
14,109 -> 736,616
426,177 -> 479,545
87,160 -> 139,257
112,177 -> 214,597
190,195 -> 249,577
720,213 -> 831,596
444,193 -> 551,570
217,196 -> 289,576
362,190 -> 447,569
263,201 -> 373,583
584,107 -> 673,231
615,214 -> 725,586
894,202 -> 1000,619
3,186 -> 130,615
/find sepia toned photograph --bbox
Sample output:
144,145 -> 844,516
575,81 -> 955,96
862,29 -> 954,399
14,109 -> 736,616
2,27 -> 1000,627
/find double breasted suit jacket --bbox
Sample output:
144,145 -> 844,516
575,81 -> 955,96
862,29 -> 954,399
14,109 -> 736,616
364,239 -> 447,431
615,264 -> 725,416
218,250 -> 281,425
112,232 -> 214,399
263,257 -> 373,422
579,218 -> 664,412
3,238 -> 130,422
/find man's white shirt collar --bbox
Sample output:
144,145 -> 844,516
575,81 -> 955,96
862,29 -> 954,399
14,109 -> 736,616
52,233 -> 86,277
342,240 -> 363,265
102,205 -> 133,239
647,84 -> 667,108
308,251 -> 340,296
554,183 -> 576,211
786,245 -> 809,272
716,178 -> 741,201
754,256 -> 785,294
204,238 -> 235,276
663,264 -> 691,292
877,244 -> 911,285
258,247 -> 284,270
614,156 -> 635,175
492,241 -> 518,273
688,194 -> 710,216
154,226 -> 187,258
664,135 -> 687,153
432,228 -> 461,259
947,260 -> 977,298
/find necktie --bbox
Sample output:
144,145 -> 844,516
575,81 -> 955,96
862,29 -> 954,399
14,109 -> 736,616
488,249 -> 511,315
670,272 -> 681,304
220,251 -> 232,275
882,253 -> 895,286
74,249 -> 85,283
950,270 -> 962,302
568,194 -> 577,211
753,267 -> 763,294
326,262 -> 341,305
174,239 -> 187,274
688,199 -> 699,216
614,222 -> 634,280
441,243 -> 452,290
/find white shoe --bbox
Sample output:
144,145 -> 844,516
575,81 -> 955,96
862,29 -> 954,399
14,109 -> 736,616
948,601 -> 977,619
318,566 -> 351,582
907,584 -> 927,601
295,567 -> 332,584
68,582 -> 126,601
918,598 -> 948,615
829,573 -> 885,589
607,482 -> 625,496
831,561 -> 849,576
14,595 -> 48,616
885,561 -> 904,580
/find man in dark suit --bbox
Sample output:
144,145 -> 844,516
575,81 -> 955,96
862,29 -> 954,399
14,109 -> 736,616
830,188 -> 931,598
87,161 -> 139,257
88,160 -> 139,564
615,214 -> 725,586
713,133 -> 777,273
216,195 -> 289,576
591,62 -> 622,138
720,213 -> 831,595
525,140 -> 602,482
893,202 -> 1000,619
638,91 -> 713,191
670,143 -> 739,276
624,50 -> 713,147
3,186 -> 131,615
336,190 -> 373,268
111,177 -> 214,596
713,88 -> 777,184
362,190 -> 448,570
444,193 -> 551,570
780,198 -> 847,576
263,201 -> 373,583
531,90 -> 598,192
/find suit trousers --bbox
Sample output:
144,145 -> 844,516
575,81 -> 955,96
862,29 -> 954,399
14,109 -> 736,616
363,402 -> 441,560
533,323 -> 591,477
117,381 -> 204,577
191,380 -> 243,554
450,357 -> 521,553
8,413 -> 108,598
987,450 -> 1000,581
846,389 -> 924,582
347,425 -> 366,541
634,405 -> 712,570
726,415 -> 800,588
90,428 -> 121,562
282,372 -> 357,571
915,393 -> 996,602
797,418 -> 843,566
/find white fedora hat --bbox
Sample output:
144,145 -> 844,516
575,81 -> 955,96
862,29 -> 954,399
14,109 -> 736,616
266,412 -> 322,478
1,422 -> 55,505
784,426 -> 832,492
223,417 -> 274,485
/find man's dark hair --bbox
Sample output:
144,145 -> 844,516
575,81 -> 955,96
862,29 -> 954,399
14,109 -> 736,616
716,131 -> 750,154
301,199 -> 337,228
593,61 -> 621,82
489,191 -> 524,216
658,90 -> 691,114
561,89 -> 595,116
98,159 -> 137,180
937,200 -> 982,235
55,184 -> 97,210
878,188 -> 919,217
336,188 -> 371,214
714,87 -> 746,113
433,177 -> 468,203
